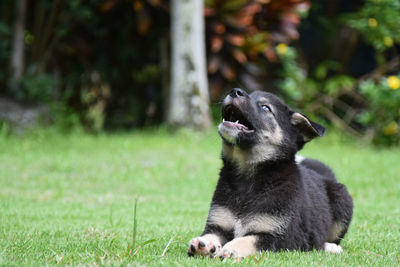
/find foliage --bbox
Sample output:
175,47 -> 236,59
279,44 -> 400,145
280,46 -> 358,115
53,0 -> 168,130
205,0 -> 310,98
345,0 -> 400,51
19,65 -> 56,102
1,0 -> 400,144
358,75 -> 400,145
1,0 -> 169,131
342,0 -> 400,144
0,21 -> 11,87
276,0 -> 400,145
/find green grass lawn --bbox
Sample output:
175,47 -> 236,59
0,128 -> 399,266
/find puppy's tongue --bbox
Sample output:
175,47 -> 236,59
222,119 -> 249,130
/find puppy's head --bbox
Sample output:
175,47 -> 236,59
218,89 -> 325,166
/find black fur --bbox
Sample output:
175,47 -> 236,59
193,89 -> 353,256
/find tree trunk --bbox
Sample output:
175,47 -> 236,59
168,0 -> 212,130
9,0 -> 27,95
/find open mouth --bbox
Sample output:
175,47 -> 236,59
222,104 -> 254,133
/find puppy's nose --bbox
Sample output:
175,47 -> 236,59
230,88 -> 246,98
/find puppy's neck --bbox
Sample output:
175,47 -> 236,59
222,143 -> 295,177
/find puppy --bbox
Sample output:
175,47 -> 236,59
187,89 -> 353,259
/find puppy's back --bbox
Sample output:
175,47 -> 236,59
298,157 -> 336,182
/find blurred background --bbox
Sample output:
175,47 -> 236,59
0,0 -> 399,145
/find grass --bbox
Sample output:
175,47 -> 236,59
0,128 -> 399,266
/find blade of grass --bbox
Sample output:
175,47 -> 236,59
132,239 -> 157,257
109,205 -> 113,227
132,197 -> 138,252
161,236 -> 174,257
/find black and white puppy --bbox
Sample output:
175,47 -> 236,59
187,89 -> 353,259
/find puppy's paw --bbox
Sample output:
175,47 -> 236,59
215,236 -> 257,260
187,234 -> 221,257
216,247 -> 241,260
324,242 -> 343,254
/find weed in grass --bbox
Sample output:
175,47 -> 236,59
126,198 -> 138,255
125,198 -> 157,258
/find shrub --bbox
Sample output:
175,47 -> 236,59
278,44 -> 400,145
358,75 -> 400,145
345,0 -> 400,52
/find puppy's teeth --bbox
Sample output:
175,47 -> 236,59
235,120 -> 239,124
223,118 -> 225,122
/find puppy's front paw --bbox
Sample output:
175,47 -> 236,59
324,242 -> 343,254
216,236 -> 257,260
187,234 -> 221,257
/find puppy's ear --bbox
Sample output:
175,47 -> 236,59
291,112 -> 325,141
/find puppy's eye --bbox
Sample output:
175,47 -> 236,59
261,105 -> 271,112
